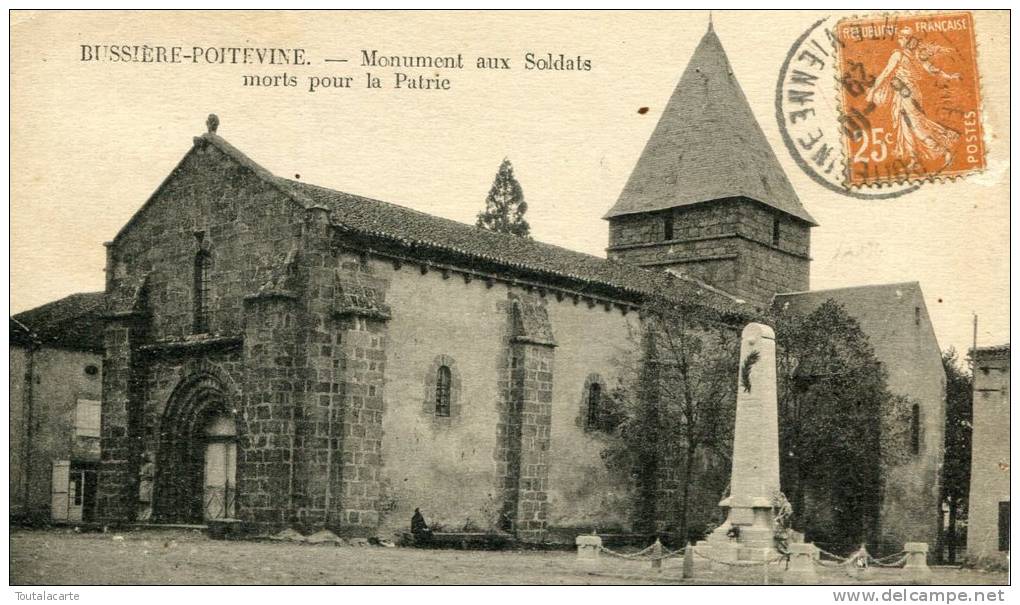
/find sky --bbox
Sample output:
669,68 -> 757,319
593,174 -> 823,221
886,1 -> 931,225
9,10 -> 1010,359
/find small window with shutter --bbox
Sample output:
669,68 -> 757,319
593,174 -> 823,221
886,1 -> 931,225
51,460 -> 70,521
75,398 -> 101,438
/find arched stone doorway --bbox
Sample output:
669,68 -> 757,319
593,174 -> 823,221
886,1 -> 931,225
153,373 -> 238,523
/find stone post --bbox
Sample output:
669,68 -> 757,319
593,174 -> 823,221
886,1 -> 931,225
576,534 -> 603,566
682,541 -> 695,579
651,538 -> 663,572
784,543 -> 819,584
903,542 -> 932,585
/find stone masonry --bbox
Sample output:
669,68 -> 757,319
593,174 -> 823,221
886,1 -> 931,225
607,199 -> 811,308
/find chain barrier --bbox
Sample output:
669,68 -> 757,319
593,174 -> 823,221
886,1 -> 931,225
693,548 -> 786,567
871,550 -> 908,563
596,543 -> 655,560
592,537 -> 917,580
597,543 -> 686,561
868,552 -> 908,568
809,545 -> 910,575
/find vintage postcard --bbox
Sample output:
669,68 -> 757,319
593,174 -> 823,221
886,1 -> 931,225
8,9 -> 1011,592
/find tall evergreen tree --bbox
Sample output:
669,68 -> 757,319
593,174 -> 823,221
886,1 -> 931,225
939,348 -> 973,563
477,159 -> 530,237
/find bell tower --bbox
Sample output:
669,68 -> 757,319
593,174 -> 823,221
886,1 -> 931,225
605,24 -> 816,308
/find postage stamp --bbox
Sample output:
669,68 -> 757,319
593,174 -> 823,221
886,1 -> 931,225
776,17 -> 920,200
835,12 -> 985,187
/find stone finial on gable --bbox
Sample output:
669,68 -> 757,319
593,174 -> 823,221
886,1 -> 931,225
206,113 -> 220,134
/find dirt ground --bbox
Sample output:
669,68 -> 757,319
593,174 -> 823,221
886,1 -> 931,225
10,528 -> 1009,586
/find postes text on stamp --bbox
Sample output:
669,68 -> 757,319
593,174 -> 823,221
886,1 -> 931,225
836,12 -> 985,187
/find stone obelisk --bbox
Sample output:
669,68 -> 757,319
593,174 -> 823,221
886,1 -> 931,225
698,322 -> 780,562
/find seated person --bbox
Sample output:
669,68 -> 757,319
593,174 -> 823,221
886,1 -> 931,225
411,507 -> 433,544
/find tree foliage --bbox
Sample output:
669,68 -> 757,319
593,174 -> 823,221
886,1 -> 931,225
476,158 -> 530,237
604,298 -> 900,549
602,301 -> 739,540
772,299 -> 893,548
940,347 -> 973,561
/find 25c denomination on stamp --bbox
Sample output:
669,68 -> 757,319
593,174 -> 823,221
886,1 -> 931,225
836,12 -> 985,187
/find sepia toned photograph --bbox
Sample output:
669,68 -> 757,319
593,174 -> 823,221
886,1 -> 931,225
7,9 -> 1011,591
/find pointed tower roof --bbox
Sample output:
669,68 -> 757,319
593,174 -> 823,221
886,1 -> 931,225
605,27 -> 817,225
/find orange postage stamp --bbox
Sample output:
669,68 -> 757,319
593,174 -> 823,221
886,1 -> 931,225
835,12 -> 985,187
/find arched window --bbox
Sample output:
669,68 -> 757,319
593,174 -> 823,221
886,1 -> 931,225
193,250 -> 212,333
586,382 -> 603,430
910,404 -> 921,455
435,365 -> 452,417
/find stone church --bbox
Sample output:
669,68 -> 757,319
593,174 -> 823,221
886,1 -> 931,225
89,26 -> 944,546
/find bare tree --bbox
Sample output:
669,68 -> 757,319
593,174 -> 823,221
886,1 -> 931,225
604,301 -> 739,540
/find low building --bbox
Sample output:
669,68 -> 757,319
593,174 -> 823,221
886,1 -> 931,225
10,293 -> 106,524
774,282 -> 947,550
967,344 -> 1010,565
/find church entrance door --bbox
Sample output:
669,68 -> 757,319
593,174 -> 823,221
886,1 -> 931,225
202,415 -> 237,520
154,373 -> 236,524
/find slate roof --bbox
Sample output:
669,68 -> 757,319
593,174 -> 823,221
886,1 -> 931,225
10,318 -> 37,347
13,292 -> 107,352
282,177 -> 747,314
773,281 -> 925,315
773,281 -> 943,365
605,25 -> 817,225
193,132 -> 750,317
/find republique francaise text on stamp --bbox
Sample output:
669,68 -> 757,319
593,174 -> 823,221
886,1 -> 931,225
835,12 -> 985,187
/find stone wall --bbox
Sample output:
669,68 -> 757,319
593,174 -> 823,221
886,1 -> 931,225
10,346 -> 102,523
106,138 -> 307,342
606,199 -> 811,307
967,347 -> 1009,565
545,300 -> 640,534
375,252 -> 641,541
10,345 -> 29,519
98,136 -> 308,525
377,257 -> 505,537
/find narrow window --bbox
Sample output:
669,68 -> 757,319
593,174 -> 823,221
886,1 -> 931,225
586,382 -> 603,430
915,306 -> 921,326
910,404 -> 921,455
435,365 -> 452,417
772,215 -> 781,246
999,502 -> 1010,552
193,250 -> 212,333
663,212 -> 674,241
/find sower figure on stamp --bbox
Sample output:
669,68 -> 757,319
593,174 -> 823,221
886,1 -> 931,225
866,26 -> 962,172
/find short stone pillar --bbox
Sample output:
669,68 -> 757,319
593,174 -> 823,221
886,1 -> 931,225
576,534 -> 603,566
682,542 -> 695,579
650,538 -> 663,572
784,543 -> 819,584
903,542 -> 932,585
